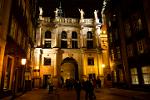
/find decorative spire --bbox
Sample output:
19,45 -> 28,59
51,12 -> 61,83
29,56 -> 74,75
58,1 -> 63,17
59,1 -> 62,9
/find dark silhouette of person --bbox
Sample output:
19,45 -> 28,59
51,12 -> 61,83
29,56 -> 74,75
96,78 -> 101,88
84,79 -> 95,100
74,80 -> 82,100
60,76 -> 64,88
47,75 -> 53,93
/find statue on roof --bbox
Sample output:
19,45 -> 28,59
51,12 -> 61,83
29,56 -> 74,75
94,10 -> 99,23
39,7 -> 43,16
54,8 -> 59,17
79,9 -> 84,19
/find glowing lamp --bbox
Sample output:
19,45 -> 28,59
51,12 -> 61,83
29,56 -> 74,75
102,64 -> 105,68
21,58 -> 26,65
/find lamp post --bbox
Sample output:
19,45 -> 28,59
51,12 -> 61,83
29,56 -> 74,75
21,58 -> 26,92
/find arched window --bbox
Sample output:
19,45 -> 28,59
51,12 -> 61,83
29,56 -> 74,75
87,31 -> 93,39
61,31 -> 67,39
72,31 -> 77,39
45,31 -> 51,38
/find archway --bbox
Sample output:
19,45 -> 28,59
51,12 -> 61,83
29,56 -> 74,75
60,57 -> 79,81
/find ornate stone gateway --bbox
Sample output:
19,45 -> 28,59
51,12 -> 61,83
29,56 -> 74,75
60,57 -> 78,81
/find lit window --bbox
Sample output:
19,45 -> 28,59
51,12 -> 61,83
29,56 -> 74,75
142,66 -> 150,84
136,39 -> 145,54
88,57 -> 94,65
44,58 -> 51,65
130,68 -> 139,84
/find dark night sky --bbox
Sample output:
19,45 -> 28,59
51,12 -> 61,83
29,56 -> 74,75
39,0 -> 103,18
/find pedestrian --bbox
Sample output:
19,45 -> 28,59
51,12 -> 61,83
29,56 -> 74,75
96,78 -> 101,88
60,76 -> 64,88
47,75 -> 53,93
74,80 -> 82,100
84,78 -> 96,100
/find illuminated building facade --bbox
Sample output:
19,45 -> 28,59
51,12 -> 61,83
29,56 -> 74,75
33,5 -> 110,88
105,0 -> 150,90
0,0 -> 38,97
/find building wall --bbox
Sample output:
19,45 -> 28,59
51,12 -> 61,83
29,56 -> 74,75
34,14 -> 109,87
105,0 -> 150,90
0,0 -> 38,96
0,0 -> 12,91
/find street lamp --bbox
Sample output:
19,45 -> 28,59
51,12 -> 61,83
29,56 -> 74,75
21,58 -> 26,65
21,58 -> 26,92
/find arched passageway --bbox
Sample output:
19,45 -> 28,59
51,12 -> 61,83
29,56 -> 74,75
60,57 -> 79,81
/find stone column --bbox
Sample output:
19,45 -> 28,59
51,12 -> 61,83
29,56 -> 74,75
54,27 -> 59,47
81,49 -> 86,76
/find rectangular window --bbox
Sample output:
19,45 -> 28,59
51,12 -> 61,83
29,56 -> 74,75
142,66 -> 150,84
88,57 -> 94,65
87,40 -> 93,49
136,39 -> 145,54
61,40 -> 67,48
44,58 -> 51,65
72,41 -> 78,48
130,68 -> 139,84
44,41 -> 51,48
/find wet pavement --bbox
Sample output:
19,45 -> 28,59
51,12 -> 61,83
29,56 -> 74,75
2,88 -> 150,100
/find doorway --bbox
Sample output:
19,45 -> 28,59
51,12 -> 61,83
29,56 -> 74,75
43,74 -> 51,88
61,57 -> 78,81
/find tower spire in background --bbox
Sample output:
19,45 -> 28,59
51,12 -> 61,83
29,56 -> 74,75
58,0 -> 63,17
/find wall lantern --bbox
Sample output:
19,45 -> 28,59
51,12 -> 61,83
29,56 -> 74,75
21,58 -> 26,65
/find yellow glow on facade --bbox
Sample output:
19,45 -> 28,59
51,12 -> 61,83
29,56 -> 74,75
35,66 -> 39,70
102,64 -> 105,68
103,31 -> 106,34
21,58 -> 26,65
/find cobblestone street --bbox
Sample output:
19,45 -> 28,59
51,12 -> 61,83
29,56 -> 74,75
2,88 -> 150,100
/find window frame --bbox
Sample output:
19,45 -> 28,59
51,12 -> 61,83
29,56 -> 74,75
44,57 -> 51,66
88,57 -> 94,66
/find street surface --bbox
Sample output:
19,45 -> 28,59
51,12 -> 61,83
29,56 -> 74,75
2,88 -> 150,100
